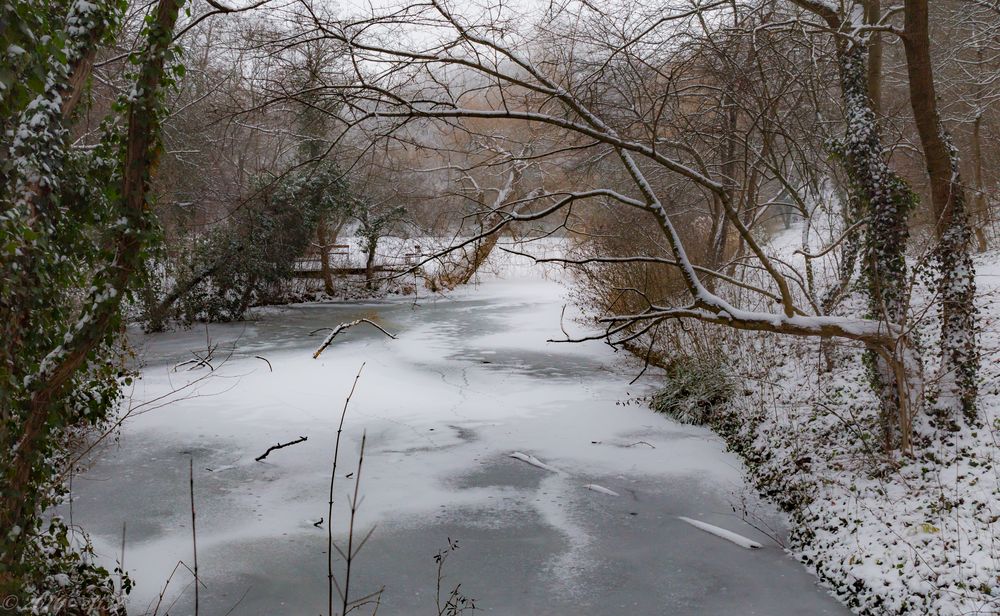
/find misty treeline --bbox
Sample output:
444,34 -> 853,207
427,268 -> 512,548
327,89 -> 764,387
2,0 -> 1000,606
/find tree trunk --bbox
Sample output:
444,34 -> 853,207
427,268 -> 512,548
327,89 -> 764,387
238,274 -> 256,317
437,164 -> 523,289
971,111 -> 989,253
455,233 -> 500,287
317,215 -> 335,295
0,0 -> 184,592
146,244 -> 242,331
710,97 -> 738,272
865,0 -> 883,115
971,36 -> 991,254
365,243 -> 377,290
788,0 -> 927,449
835,40 -> 919,450
901,0 -> 979,422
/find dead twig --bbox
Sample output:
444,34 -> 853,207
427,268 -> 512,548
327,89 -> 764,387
254,355 -> 273,371
150,561 -> 184,616
255,436 -> 308,462
342,431 -> 368,616
189,458 -> 199,616
173,342 -> 218,372
329,363 -> 365,616
435,538 -> 477,615
221,586 -> 253,616
172,356 -> 213,372
118,521 -> 126,590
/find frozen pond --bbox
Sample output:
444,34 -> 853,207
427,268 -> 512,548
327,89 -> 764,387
67,277 -> 849,615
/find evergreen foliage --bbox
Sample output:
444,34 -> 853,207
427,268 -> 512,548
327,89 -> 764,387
0,0 -> 183,602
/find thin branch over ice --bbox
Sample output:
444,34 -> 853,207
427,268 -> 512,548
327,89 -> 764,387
311,319 -> 397,359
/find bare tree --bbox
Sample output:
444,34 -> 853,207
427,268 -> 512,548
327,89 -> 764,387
310,0 -> 929,447
204,0 -> 987,450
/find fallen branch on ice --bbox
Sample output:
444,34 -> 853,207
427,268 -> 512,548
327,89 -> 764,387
678,516 -> 762,549
255,436 -> 308,462
172,350 -> 215,372
172,340 -> 218,372
311,319 -> 397,359
510,452 -> 561,473
583,484 -> 620,496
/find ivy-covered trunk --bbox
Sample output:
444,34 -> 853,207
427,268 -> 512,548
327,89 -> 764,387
791,0 -> 979,443
0,0 -> 184,599
833,40 -> 921,451
901,0 -> 979,424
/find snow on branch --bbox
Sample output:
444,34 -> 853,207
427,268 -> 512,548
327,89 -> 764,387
496,247 -> 797,312
510,452 -> 562,473
678,517 -> 762,549
311,319 -> 397,359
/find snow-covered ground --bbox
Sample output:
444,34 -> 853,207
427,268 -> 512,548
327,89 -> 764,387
65,268 -> 847,614
712,227 -> 1000,616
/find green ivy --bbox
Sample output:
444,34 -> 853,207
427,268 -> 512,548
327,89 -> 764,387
0,0 -> 183,603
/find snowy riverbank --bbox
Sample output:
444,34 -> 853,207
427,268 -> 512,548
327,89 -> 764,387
707,248 -> 1000,615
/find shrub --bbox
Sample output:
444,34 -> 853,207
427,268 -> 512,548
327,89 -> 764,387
650,353 -> 735,425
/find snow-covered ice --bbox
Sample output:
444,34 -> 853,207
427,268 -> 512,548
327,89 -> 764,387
65,274 -> 848,615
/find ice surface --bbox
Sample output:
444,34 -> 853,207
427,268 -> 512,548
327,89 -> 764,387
64,275 -> 848,615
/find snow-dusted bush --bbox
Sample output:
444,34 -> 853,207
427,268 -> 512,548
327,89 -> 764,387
650,354 -> 735,425
140,162 -> 357,327
16,518 -> 130,615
